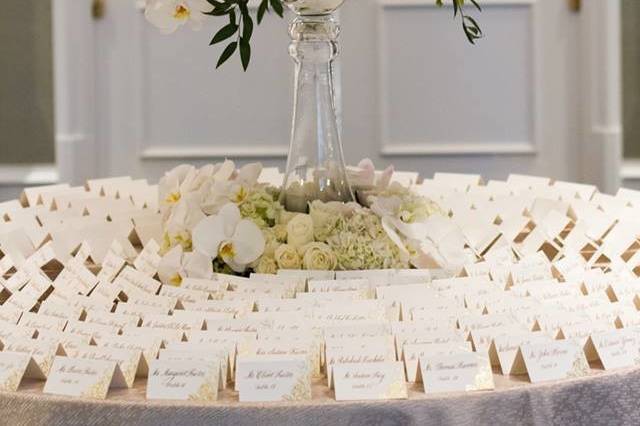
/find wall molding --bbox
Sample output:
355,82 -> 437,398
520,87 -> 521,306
141,145 -> 289,160
621,160 -> 640,180
376,0 -> 539,157
381,142 -> 536,156
0,164 -> 59,186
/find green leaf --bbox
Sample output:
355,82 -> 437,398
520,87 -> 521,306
257,0 -> 268,24
210,22 -> 238,45
243,14 -> 254,40
270,0 -> 284,17
239,37 -> 251,71
216,41 -> 238,68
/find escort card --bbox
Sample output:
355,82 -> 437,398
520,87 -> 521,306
159,344 -> 228,389
235,355 -> 312,402
246,338 -> 319,376
0,351 -> 34,391
308,279 -> 372,298
159,285 -> 209,303
99,334 -> 162,377
85,311 -> 140,330
18,312 -> 67,332
488,333 -> 553,375
96,251 -> 126,283
324,321 -> 391,340
67,345 -> 139,388
333,361 -> 407,401
419,352 -> 494,393
584,329 -> 640,370
142,313 -> 203,331
180,278 -> 225,295
512,340 -> 590,382
118,266 -> 161,295
403,343 -> 472,382
122,325 -> 184,345
313,301 -> 385,322
325,336 -> 396,386
146,359 -> 219,401
3,338 -> 63,377
65,320 -> 119,343
43,356 -> 116,399
132,239 -> 161,277
183,299 -> 253,318
36,329 -> 91,353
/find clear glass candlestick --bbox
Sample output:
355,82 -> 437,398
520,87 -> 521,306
280,0 -> 355,213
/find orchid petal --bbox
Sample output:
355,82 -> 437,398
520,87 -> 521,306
213,160 -> 235,182
230,219 -> 265,265
183,251 -> 214,279
157,245 -> 184,284
218,203 -> 241,237
381,216 -> 410,257
192,215 -> 225,257
237,163 -> 262,185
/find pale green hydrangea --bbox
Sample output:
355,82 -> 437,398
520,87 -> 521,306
238,186 -> 284,228
326,210 -> 408,270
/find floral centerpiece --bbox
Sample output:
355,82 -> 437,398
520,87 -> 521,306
157,160 -> 443,281
145,0 -> 479,280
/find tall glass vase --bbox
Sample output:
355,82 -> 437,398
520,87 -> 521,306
280,0 -> 355,213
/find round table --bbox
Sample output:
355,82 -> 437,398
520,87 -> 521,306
3,366 -> 639,426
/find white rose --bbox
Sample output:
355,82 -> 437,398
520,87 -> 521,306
301,242 -> 337,271
278,210 -> 298,226
255,255 -> 278,274
272,224 -> 288,242
274,244 -> 302,270
286,214 -> 315,248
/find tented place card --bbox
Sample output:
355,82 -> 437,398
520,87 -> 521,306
419,352 -> 494,393
235,355 -> 311,402
146,359 -> 219,402
67,345 -> 141,388
3,338 -> 63,377
512,340 -> 590,383
584,329 -> 640,370
43,356 -> 116,399
333,362 -> 407,401
0,352 -> 35,391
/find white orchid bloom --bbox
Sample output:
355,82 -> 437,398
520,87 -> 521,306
144,0 -> 213,34
158,245 -> 213,286
200,162 -> 263,215
161,196 -> 206,253
192,203 -> 265,272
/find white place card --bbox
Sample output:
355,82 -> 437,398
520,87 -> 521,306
85,311 -> 140,330
3,338 -> 63,377
96,251 -> 126,283
142,313 -> 203,331
419,352 -> 494,393
333,361 -> 407,401
132,239 -> 161,277
43,356 -> 116,399
0,351 -> 35,391
118,266 -> 161,295
18,312 -> 67,332
146,359 -> 219,401
512,340 -> 590,383
585,329 -> 640,370
235,355 -> 311,402
403,343 -> 472,382
67,345 -> 140,388
99,334 -> 162,377
488,333 -> 552,375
